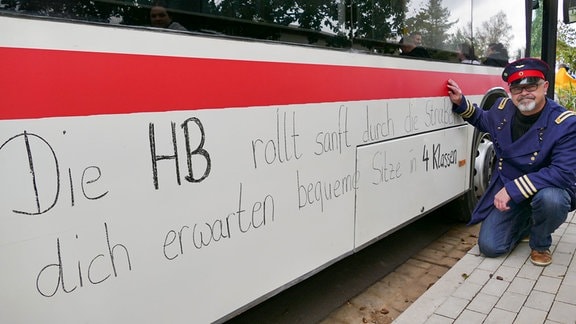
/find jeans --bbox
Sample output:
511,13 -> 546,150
478,187 -> 571,257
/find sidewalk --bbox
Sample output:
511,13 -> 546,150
394,211 -> 576,324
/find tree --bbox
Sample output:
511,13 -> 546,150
446,22 -> 473,52
531,3 -> 543,58
353,0 -> 405,40
404,0 -> 456,49
474,11 -> 513,60
557,20 -> 576,68
1,0 -> 139,23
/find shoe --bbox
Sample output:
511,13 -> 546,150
530,250 -> 552,266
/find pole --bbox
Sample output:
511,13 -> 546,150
541,0 -> 558,98
525,0 -> 533,57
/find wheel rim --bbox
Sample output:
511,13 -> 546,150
474,134 -> 495,198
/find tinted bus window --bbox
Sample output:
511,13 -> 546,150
0,0 -> 525,66
0,0 -> 526,62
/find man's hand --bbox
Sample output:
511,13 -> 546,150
494,187 -> 511,211
447,79 -> 463,106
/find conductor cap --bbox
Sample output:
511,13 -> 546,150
502,58 -> 549,85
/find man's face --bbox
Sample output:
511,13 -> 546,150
150,6 -> 171,28
510,80 -> 548,115
412,34 -> 422,46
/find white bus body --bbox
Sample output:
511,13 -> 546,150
0,1 -> 523,322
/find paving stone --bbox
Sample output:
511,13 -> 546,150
477,256 -> 506,272
554,241 -> 576,254
453,309 -> 486,324
506,276 -> 536,295
320,302 -> 365,324
502,245 -> 530,268
466,292 -> 499,314
516,263 -> 544,280
524,290 -> 555,312
513,306 -> 548,324
493,265 -> 521,283
414,249 -> 456,267
395,261 -> 435,278
436,236 -> 463,246
452,281 -> 482,300
494,291 -> 527,313
542,263 -> 568,278
533,275 -> 562,294
465,268 -> 493,286
425,264 -> 452,278
560,233 -> 576,244
349,290 -> 387,311
423,313 -> 453,324
548,301 -> 576,324
484,308 -> 516,324
481,277 -> 510,297
562,271 -> 576,286
447,249 -> 466,259
404,258 -> 434,270
565,224 -> 576,235
569,255 -> 576,273
427,241 -> 457,253
467,244 -> 481,256
551,251 -> 573,267
434,296 -> 469,319
555,282 -> 576,305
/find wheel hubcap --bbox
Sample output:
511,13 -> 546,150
474,134 -> 495,198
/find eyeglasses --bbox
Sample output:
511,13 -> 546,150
509,82 -> 543,95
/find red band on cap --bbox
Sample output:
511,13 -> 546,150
507,69 -> 545,84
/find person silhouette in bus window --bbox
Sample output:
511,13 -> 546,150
150,5 -> 187,31
483,42 -> 509,67
399,32 -> 430,58
457,43 -> 480,64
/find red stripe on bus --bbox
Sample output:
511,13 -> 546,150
1,47 -> 504,120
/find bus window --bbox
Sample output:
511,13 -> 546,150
460,0 -> 524,66
564,0 -> 576,24
471,0 -> 525,66
350,0 -> 525,65
0,0 -> 523,61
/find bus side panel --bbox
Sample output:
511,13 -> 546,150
0,15 -> 487,324
0,100 -> 469,323
0,104 -> 359,323
355,126 -> 471,247
0,94 -> 471,323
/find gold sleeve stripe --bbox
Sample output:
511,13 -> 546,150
555,111 -> 576,124
497,98 -> 509,110
460,100 -> 475,119
514,178 -> 530,199
518,176 -> 536,196
514,175 -> 537,199
522,175 -> 537,193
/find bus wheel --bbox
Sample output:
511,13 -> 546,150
473,132 -> 494,198
445,130 -> 494,222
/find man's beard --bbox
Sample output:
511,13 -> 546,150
517,98 -> 537,112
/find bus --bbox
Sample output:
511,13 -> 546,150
0,0 -> 558,323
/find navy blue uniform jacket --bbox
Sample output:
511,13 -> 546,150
453,96 -> 576,225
